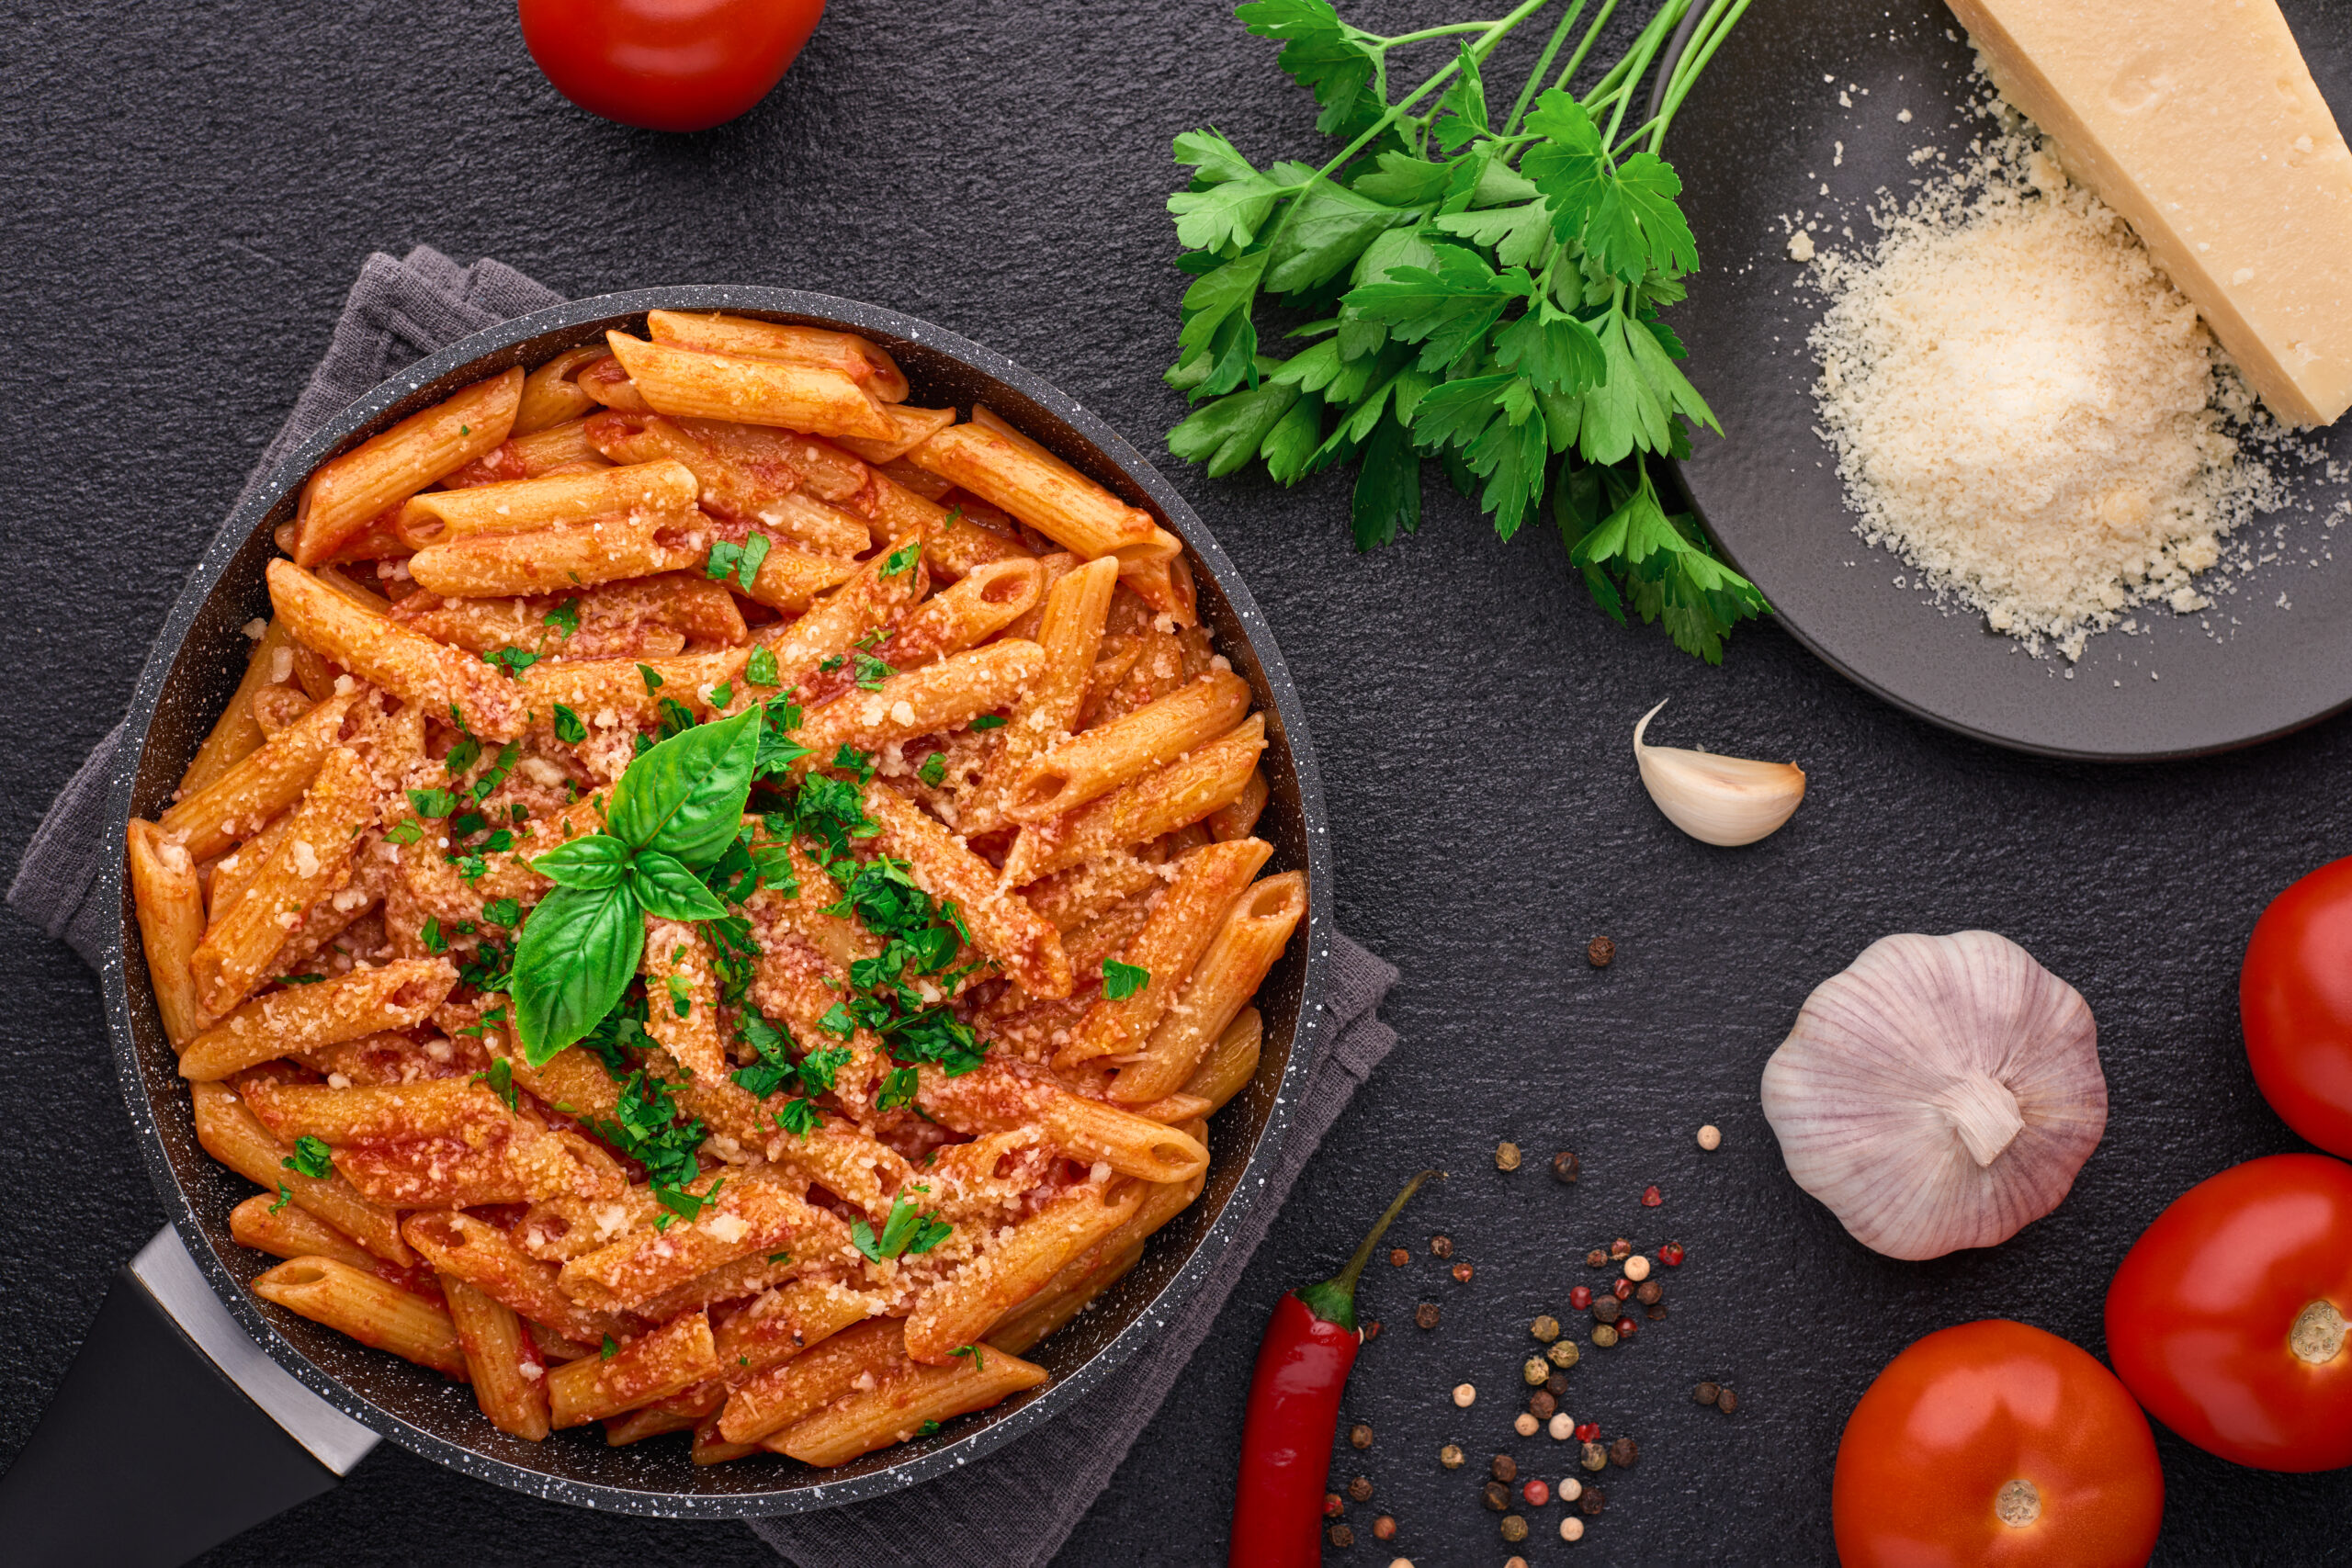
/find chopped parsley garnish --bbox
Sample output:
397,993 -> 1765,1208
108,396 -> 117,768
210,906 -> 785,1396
666,973 -> 692,1018
853,651 -> 894,691
881,541 -> 922,579
918,752 -> 947,787
473,1055 -> 519,1112
818,654 -> 846,673
852,1189 -> 953,1262
601,1335 -> 618,1360
831,744 -> 876,785
746,646 -> 780,687
654,1178 -> 722,1224
384,819 -> 424,846
709,680 -> 734,712
421,917 -> 448,954
949,1344 -> 985,1371
471,742 -> 521,803
480,897 -> 521,928
552,703 -> 588,745
767,1250 -> 793,1264
876,1066 -> 920,1111
707,533 -> 772,591
969,714 -> 1007,731
915,1419 -> 942,1437
638,663 -> 664,694
482,646 -> 538,680
544,598 -> 581,637
281,1135 -> 334,1180
773,1098 -> 822,1138
1101,960 -> 1150,1000
270,1183 -> 293,1214
277,973 -> 324,986
407,787 -> 457,819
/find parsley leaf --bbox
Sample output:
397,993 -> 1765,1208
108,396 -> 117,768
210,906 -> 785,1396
482,646 -> 538,680
746,646 -> 780,687
968,714 -> 1007,731
853,652 -> 894,691
282,1135 -> 334,1180
601,1334 -> 618,1360
545,598 -> 581,637
880,541 -> 921,579
270,1184 -> 293,1214
852,1190 -> 954,1261
552,703 -> 588,745
949,1343 -> 986,1371
1102,960 -> 1151,1000
421,916 -> 448,954
408,788 -> 457,819
918,752 -> 946,787
773,1097 -> 822,1138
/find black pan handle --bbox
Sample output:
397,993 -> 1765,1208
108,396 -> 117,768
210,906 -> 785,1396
0,1231 -> 378,1567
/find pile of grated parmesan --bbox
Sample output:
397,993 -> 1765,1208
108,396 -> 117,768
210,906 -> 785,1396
1806,100 -> 2293,660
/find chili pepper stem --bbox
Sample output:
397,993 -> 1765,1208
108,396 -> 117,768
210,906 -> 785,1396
1293,1170 -> 1442,1331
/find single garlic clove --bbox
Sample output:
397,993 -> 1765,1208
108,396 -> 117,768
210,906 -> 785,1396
1760,931 -> 2108,1261
1633,701 -> 1805,847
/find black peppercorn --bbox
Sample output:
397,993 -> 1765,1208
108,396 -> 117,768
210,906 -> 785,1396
1552,1150 -> 1580,1184
1414,1302 -> 1441,1330
1350,1423 -> 1374,1449
1348,1475 -> 1374,1503
1645,1303 -> 1668,1321
1717,1387 -> 1739,1415
1610,1438 -> 1639,1469
1636,1280 -> 1662,1305
1430,1235 -> 1453,1259
1694,1382 -> 1721,1406
1579,1486 -> 1606,1516
1491,1453 -> 1518,1483
1591,1296 -> 1622,1324
1372,1517 -> 1396,1542
1329,1523 -> 1355,1548
1587,936 -> 1615,967
1529,1389 -> 1556,1419
1482,1481 -> 1510,1512
1544,1372 -> 1568,1398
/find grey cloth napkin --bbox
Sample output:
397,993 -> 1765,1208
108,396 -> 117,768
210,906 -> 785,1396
5,247 -> 1402,1561
6,245 -> 561,964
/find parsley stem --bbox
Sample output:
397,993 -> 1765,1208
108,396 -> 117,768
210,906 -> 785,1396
1498,0 -> 1588,138
1645,0 -> 1751,152
1549,0 -> 1625,98
1379,20 -> 1501,48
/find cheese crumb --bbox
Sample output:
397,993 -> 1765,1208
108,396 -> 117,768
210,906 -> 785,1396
1808,104 -> 2296,659
706,1213 -> 751,1244
1787,231 -> 1816,263
242,618 -> 268,640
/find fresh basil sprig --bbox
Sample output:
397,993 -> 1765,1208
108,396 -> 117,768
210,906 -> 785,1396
511,705 -> 763,1065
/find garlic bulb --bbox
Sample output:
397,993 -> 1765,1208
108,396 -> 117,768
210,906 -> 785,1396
1760,931 -> 2107,1260
1633,701 -> 1805,846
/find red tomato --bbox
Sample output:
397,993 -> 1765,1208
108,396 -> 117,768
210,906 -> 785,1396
517,0 -> 826,133
2242,856 -> 2352,1156
1831,1320 -> 2162,1568
2106,1153 -> 2352,1472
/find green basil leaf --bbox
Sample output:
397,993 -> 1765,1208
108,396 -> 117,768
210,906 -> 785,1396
628,849 -> 730,922
605,705 -> 762,867
512,883 -> 645,1065
531,833 -> 630,890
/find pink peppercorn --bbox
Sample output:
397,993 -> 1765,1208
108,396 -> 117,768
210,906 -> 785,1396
1642,1185 -> 1663,1207
1659,1241 -> 1685,1266
1576,1422 -> 1600,1442
1568,1285 -> 1592,1311
1611,1278 -> 1633,1302
1523,1479 -> 1551,1506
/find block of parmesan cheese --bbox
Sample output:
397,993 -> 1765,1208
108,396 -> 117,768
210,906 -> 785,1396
1945,0 -> 2352,427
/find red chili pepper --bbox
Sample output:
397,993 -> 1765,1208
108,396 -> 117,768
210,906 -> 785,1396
1227,1170 -> 1438,1568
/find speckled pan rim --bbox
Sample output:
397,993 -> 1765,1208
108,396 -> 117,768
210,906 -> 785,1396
97,286 -> 1331,1517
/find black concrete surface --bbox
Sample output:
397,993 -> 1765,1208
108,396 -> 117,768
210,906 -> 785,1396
2,1 -> 2347,1563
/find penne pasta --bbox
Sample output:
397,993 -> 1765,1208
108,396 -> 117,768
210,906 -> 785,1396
548,1310 -> 720,1427
178,957 -> 455,1080
1113,873 -> 1305,1104
228,1191 -> 381,1271
294,367 -> 523,566
252,1257 -> 469,1379
1009,671 -> 1253,822
645,310 -> 911,402
1004,715 -> 1267,886
129,820 -> 211,1047
131,339 -> 1307,1474
446,1276 -> 553,1440
1054,838 -> 1272,1069
605,331 -> 897,442
770,1345 -> 1048,1467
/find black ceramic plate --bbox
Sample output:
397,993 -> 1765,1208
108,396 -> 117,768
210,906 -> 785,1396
98,288 -> 1332,1517
1665,0 -> 2352,760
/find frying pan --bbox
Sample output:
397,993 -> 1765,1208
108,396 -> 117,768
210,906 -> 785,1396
0,288 -> 1330,1562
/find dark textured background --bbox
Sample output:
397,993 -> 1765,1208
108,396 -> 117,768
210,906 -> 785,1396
2,1 -> 2348,1564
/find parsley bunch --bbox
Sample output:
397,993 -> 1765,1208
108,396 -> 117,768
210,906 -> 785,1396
1165,0 -> 1765,661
